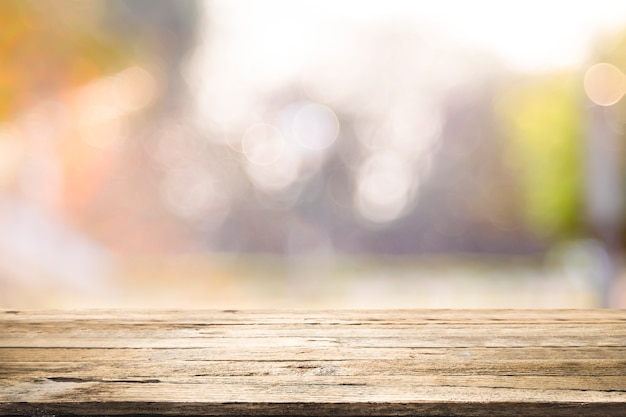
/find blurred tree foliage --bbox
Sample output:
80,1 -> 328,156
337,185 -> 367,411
497,74 -> 585,241
0,0 -> 131,121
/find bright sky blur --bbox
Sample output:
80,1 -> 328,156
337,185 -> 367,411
197,0 -> 626,77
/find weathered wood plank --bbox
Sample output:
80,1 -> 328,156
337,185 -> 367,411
1,309 -> 625,416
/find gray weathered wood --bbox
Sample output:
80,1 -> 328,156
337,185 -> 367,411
1,309 -> 625,416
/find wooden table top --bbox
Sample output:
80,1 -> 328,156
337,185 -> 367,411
1,309 -> 625,416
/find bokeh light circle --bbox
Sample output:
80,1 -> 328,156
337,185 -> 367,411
242,123 -> 285,165
584,63 -> 626,106
292,103 -> 340,150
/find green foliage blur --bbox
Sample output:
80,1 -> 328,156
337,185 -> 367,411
497,74 -> 585,241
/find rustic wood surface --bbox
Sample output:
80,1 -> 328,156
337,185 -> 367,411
1,309 -> 625,416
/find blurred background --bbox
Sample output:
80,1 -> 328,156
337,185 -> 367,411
1,0 -> 626,309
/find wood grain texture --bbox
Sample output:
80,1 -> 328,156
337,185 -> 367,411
1,309 -> 625,416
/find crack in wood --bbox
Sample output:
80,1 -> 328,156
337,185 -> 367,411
47,377 -> 160,384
